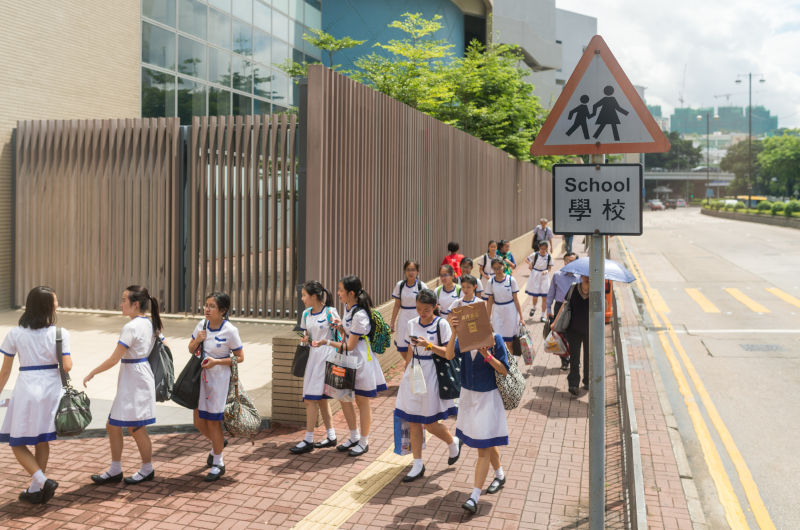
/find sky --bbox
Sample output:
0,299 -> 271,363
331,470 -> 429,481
556,0 -> 800,129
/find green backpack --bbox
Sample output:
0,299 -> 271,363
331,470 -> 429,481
366,309 -> 392,354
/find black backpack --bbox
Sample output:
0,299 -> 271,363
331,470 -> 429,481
148,336 -> 174,402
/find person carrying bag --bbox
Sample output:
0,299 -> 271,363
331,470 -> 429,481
55,328 -> 91,436
172,320 -> 206,409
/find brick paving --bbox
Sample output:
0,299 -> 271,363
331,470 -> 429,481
0,258 -> 697,529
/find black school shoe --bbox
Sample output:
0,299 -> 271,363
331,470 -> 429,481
314,437 -> 337,449
41,479 -> 58,504
90,472 -> 123,485
401,465 -> 425,483
461,497 -> 478,514
124,470 -> 154,485
336,439 -> 359,452
486,476 -> 506,494
206,439 -> 229,467
447,438 -> 463,465
568,386 -> 580,396
348,443 -> 368,457
289,441 -> 314,454
18,489 -> 43,504
204,465 -> 225,482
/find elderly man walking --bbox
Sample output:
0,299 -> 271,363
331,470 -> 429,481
531,218 -> 553,251
546,252 -> 579,370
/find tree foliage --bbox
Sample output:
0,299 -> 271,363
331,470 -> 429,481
279,29 -> 364,79
644,131 -> 702,170
720,138 -> 763,195
758,132 -> 800,197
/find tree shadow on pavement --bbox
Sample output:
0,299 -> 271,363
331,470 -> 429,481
390,489 -> 493,528
523,385 -> 589,418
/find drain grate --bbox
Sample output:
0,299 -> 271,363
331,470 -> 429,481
739,344 -> 783,352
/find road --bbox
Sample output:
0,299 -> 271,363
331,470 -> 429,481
619,207 -> 800,529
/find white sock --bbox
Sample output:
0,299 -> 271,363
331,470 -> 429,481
470,487 -> 481,502
304,431 -> 314,443
495,467 -> 505,480
359,435 -> 369,448
212,452 -> 223,466
103,460 -> 122,478
448,438 -> 460,458
327,428 -> 336,440
349,429 -> 360,443
410,458 -> 424,475
139,462 -> 154,476
29,470 -> 46,493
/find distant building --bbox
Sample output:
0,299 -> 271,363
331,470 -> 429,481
647,104 -> 669,132
670,105 -> 777,135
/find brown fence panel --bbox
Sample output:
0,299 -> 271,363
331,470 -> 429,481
303,65 -> 552,305
14,118 -> 182,311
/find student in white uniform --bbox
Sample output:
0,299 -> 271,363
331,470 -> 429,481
390,261 -> 428,354
478,241 -> 500,281
484,258 -> 525,353
525,240 -> 554,321
448,275 -> 482,313
458,258 -> 484,299
186,291 -> 245,481
290,281 -> 340,454
328,275 -> 387,457
85,285 -> 162,486
0,287 -> 68,504
394,289 -> 462,482
444,314 -> 510,514
435,265 -> 461,316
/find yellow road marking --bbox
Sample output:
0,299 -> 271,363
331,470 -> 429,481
685,288 -> 721,313
620,239 -> 776,530
724,288 -> 771,313
648,288 -> 670,314
292,447 -> 413,529
765,287 -> 800,309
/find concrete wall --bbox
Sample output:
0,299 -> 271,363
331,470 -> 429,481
0,1 -> 142,307
701,208 -> 800,230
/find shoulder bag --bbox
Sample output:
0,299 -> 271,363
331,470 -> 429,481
54,328 -> 92,436
172,320 -> 206,409
494,344 -> 526,410
224,354 -> 261,443
431,318 -> 462,400
552,284 -> 576,333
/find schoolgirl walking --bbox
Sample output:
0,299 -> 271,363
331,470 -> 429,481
484,258 -> 525,351
0,287 -> 68,504
389,261 -> 428,354
525,241 -> 553,321
186,292 -> 244,481
85,285 -> 161,485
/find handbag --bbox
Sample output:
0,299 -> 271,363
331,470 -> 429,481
411,357 -> 427,395
224,354 -> 261,442
323,342 -> 359,401
518,323 -> 534,365
430,318 -> 462,400
291,344 -> 310,378
494,345 -> 526,410
552,284 -> 576,333
171,320 -> 206,409
54,328 -> 92,436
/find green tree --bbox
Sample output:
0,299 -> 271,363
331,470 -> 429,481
279,29 -> 365,80
758,133 -> 800,198
720,139 -> 764,195
644,131 -> 702,170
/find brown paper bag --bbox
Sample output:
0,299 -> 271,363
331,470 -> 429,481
451,301 -> 495,352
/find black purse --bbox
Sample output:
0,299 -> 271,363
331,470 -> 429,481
171,320 -> 206,409
292,344 -> 310,377
431,319 -> 462,400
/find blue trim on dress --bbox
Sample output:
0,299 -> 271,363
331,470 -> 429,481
0,348 -> 13,357
394,406 -> 458,425
501,336 -> 515,342
19,364 -> 58,371
456,428 -> 509,448
118,341 -> 130,348
197,410 -> 224,421
207,320 -> 227,332
0,431 -> 57,447
400,305 -> 416,309
303,394 -> 332,401
396,343 -> 409,353
354,388 -> 377,398
376,383 -> 388,392
413,355 -> 433,360
121,357 -> 148,364
525,291 -> 547,297
231,346 -> 243,351
310,308 -> 324,316
495,299 -> 514,305
350,331 -> 366,337
418,318 -> 438,328
62,352 -> 71,356
108,417 -> 156,427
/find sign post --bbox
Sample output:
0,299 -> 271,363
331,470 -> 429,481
532,34 -> 666,530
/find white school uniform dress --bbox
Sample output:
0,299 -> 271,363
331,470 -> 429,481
391,279 -> 428,352
484,274 -> 521,342
436,284 -> 461,316
479,254 -> 498,280
192,319 -> 243,421
0,326 -> 68,446
457,275 -> 484,298
394,317 -> 457,424
448,294 -> 482,313
455,334 -> 510,448
525,251 -> 553,297
299,306 -> 339,401
109,317 -> 156,427
343,305 -> 387,397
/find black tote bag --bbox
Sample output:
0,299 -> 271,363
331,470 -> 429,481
171,320 -> 206,409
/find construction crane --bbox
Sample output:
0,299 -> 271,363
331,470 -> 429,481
714,93 -> 734,103
677,64 -> 687,107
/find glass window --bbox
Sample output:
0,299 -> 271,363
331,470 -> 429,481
271,71 -> 289,104
232,19 -> 252,55
272,104 -> 287,114
208,0 -> 230,12
209,47 -> 232,86
232,56 -> 252,92
209,87 -> 231,116
178,77 -> 207,124
290,21 -> 305,50
233,93 -> 252,115
142,67 -> 176,117
143,0 -> 176,27
292,48 -> 304,64
253,29 -> 271,64
305,40 -> 321,60
272,10 -> 289,41
178,0 -> 206,39
254,99 -> 271,115
272,39 -> 290,65
208,8 -> 231,49
232,0 -> 252,23
178,36 -> 206,79
142,22 -> 176,70
304,0 -> 321,29
253,64 -> 272,97
254,1 -> 271,32
272,0 -> 288,14
288,0 -> 302,21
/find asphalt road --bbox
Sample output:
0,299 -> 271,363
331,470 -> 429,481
619,207 -> 800,530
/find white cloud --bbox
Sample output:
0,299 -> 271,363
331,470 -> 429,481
556,0 -> 800,128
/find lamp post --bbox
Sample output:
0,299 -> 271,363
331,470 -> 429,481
697,111 -> 719,205
736,73 -> 766,208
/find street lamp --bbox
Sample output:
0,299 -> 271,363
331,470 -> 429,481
697,111 -> 719,205
735,73 -> 766,208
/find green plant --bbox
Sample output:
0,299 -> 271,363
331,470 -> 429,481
771,201 -> 785,215
734,201 -> 746,211
757,200 -> 772,212
785,200 -> 800,217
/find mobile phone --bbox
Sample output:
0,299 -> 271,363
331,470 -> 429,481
409,335 -> 419,342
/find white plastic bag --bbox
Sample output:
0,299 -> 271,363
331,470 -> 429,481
411,358 -> 427,395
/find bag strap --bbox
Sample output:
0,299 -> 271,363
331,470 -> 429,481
56,327 -> 69,387
435,318 -> 442,346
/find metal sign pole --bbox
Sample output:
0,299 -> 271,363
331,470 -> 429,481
589,154 -> 606,529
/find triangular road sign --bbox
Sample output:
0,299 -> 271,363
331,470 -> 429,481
531,35 -> 670,156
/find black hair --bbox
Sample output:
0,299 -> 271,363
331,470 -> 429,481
126,285 -> 163,333
486,240 -> 497,250
447,241 -> 459,253
439,264 -> 455,277
490,257 -> 505,269
340,275 -> 373,314
19,286 -> 56,329
538,240 -> 549,249
460,256 -> 473,267
205,291 -> 231,319
498,239 -> 509,250
416,288 -> 440,316
564,252 -> 578,259
403,260 -> 420,273
302,280 -> 333,307
459,275 -> 478,287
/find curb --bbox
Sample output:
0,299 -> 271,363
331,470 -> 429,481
61,419 -> 271,440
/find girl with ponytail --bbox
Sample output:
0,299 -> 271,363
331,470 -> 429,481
84,285 -> 162,486
290,281 -> 340,454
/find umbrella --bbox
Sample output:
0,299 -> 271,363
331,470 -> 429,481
561,257 -> 636,283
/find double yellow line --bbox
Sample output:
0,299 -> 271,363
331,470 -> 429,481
618,238 -> 775,530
